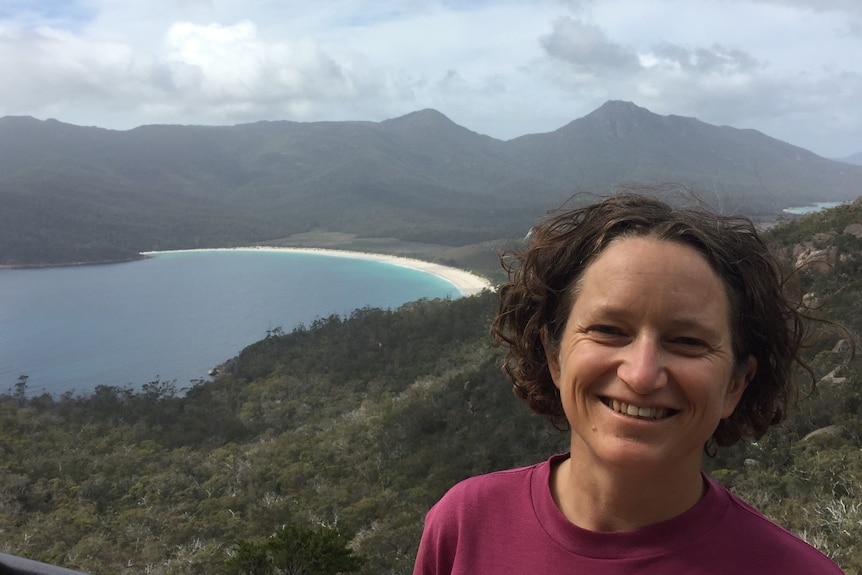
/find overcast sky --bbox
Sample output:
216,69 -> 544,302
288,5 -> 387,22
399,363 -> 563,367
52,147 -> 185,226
1,0 -> 860,158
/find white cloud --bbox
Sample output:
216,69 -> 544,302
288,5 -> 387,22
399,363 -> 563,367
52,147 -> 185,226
540,17 -> 640,74
0,24 -> 162,110
648,44 -> 762,76
164,21 -> 356,106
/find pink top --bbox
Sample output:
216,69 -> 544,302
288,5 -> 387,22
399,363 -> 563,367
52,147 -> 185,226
414,453 -> 844,574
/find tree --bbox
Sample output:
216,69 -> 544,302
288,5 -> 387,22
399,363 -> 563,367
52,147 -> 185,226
224,539 -> 272,575
225,524 -> 364,575
14,374 -> 28,403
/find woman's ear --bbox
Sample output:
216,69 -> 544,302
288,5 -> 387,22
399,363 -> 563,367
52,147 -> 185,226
541,328 -> 561,387
722,355 -> 757,419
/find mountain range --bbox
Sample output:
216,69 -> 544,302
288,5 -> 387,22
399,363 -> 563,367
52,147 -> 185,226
2,100 -> 861,266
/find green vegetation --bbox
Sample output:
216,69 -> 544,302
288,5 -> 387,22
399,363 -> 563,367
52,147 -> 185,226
1,201 -> 861,573
225,525 -> 364,575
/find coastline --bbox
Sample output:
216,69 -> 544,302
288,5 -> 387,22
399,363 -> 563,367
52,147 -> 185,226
140,246 -> 493,297
0,255 -> 146,271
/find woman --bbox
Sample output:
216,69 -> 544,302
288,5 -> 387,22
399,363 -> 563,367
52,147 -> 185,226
413,194 -> 844,574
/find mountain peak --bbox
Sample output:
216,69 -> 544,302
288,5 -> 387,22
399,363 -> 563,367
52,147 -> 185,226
0,115 -> 43,127
547,100 -> 661,141
585,100 -> 657,122
595,100 -> 650,113
383,108 -> 456,127
380,108 -> 493,145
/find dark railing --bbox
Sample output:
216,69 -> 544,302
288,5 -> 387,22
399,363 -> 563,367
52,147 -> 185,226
0,553 -> 88,575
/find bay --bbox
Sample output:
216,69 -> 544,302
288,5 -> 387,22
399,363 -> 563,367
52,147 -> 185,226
782,201 -> 846,215
0,250 -> 460,396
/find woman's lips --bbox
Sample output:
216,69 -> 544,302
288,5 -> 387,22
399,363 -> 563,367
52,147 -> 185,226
601,397 -> 678,420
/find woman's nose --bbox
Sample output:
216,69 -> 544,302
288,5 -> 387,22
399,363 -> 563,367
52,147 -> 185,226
617,336 -> 667,393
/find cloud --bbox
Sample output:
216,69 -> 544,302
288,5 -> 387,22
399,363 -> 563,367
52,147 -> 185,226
0,14 -> 400,125
649,43 -> 762,76
534,18 -> 773,117
540,17 -> 640,74
166,21 -> 354,104
158,19 -> 415,123
0,24 -> 163,112
747,0 -> 862,15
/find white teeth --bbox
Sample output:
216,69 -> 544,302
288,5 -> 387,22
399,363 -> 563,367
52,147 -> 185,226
606,399 -> 670,420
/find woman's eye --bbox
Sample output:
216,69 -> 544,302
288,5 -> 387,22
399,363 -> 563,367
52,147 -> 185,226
669,337 -> 708,350
590,325 -> 625,337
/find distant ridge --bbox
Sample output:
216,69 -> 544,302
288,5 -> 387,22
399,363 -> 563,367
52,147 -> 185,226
507,100 -> 854,215
842,152 -> 862,166
2,101 -> 861,266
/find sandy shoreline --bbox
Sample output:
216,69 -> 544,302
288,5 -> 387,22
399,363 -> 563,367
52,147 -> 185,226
141,246 -> 493,297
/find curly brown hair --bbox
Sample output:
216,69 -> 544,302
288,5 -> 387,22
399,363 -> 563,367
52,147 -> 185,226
491,192 -> 808,447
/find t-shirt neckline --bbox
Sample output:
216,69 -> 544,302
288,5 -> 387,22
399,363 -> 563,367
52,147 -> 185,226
530,453 -> 730,559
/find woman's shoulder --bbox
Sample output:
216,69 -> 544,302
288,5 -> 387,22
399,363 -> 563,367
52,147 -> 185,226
415,457 -> 563,574
435,461 -> 543,506
425,455 -> 558,525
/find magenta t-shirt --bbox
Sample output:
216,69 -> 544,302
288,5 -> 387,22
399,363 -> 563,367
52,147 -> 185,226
414,453 -> 843,574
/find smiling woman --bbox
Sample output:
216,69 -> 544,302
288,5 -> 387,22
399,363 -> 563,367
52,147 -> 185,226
412,193 -> 844,574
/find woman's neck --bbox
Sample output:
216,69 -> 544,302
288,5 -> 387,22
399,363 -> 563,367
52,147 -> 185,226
550,453 -> 706,532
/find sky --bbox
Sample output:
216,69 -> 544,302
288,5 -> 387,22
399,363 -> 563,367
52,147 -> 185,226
1,0 -> 860,158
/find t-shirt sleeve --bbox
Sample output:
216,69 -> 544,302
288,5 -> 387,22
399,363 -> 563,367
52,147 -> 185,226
412,495 -> 459,575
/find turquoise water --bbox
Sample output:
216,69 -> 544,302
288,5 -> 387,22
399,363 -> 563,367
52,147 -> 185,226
0,250 -> 459,396
782,201 -> 846,215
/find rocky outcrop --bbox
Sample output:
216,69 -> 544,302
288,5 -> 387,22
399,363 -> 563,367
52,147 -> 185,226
789,224 -> 862,273
802,425 -> 847,442
208,356 -> 238,377
793,241 -> 837,273
832,339 -> 853,354
820,367 -> 848,385
843,223 -> 862,238
802,292 -> 822,310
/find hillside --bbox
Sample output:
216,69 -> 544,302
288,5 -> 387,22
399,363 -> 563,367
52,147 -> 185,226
0,201 -> 861,573
509,102 -> 862,215
2,101 -> 861,266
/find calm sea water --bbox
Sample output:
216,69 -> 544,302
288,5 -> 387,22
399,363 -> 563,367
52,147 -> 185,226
782,201 -> 846,215
0,250 -> 459,396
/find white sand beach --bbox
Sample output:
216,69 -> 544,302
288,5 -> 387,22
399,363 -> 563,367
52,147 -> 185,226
141,246 -> 493,297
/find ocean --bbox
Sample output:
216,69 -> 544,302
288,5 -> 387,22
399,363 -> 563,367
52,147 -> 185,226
0,250 -> 460,396
782,201 -> 846,215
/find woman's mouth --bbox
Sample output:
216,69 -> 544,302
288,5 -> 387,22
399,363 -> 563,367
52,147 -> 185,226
601,397 -> 677,420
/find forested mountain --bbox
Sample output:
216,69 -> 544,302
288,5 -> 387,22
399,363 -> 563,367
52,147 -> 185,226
1,201 -> 862,573
2,101 -> 861,266
843,152 -> 862,166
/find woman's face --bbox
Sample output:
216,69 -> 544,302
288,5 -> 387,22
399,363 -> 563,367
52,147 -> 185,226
546,236 -> 754,475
